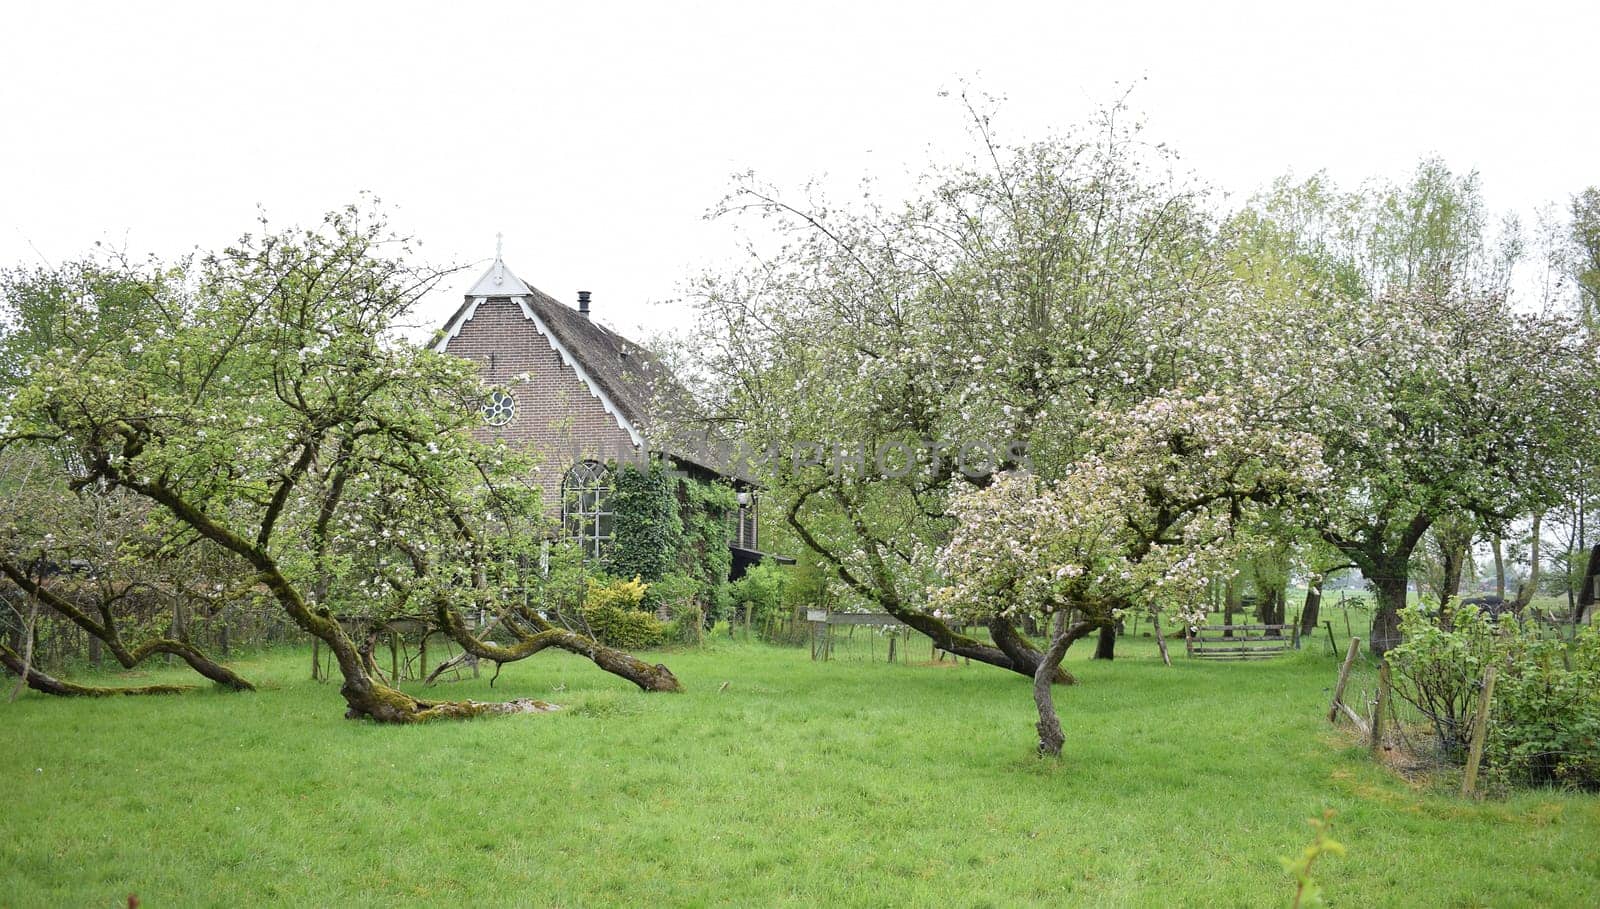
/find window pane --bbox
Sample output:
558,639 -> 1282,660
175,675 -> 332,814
560,459 -> 615,559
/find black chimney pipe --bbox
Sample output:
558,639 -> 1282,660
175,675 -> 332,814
577,290 -> 591,317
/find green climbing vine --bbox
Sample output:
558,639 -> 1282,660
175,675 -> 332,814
683,479 -> 735,577
605,460 -> 683,582
601,459 -> 737,627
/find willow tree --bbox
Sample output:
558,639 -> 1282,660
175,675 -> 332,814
1236,163 -> 1595,653
688,98 -> 1238,680
1,207 -> 679,721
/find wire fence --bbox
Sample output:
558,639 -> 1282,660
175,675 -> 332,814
1,587 -> 302,673
1331,638 -> 1600,793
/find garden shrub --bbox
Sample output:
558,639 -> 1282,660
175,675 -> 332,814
643,571 -> 699,616
584,575 -> 648,611
580,576 -> 665,650
1489,629 -> 1600,789
663,600 -> 705,646
1387,604 -> 1504,757
782,548 -> 833,612
1388,603 -> 1600,789
643,571 -> 712,644
729,561 -> 788,630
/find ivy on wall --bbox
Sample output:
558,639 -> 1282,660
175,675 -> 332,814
605,461 -> 683,582
603,459 -> 738,623
682,478 -> 736,615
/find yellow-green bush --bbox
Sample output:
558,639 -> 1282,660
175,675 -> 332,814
580,576 -> 667,650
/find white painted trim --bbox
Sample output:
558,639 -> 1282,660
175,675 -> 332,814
431,297 -> 485,352
434,295 -> 645,449
518,299 -> 646,449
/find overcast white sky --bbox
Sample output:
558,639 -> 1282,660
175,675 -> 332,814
2,2 -> 1595,342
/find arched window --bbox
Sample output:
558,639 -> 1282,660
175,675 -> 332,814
561,460 -> 613,558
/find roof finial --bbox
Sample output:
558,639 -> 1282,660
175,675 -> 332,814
465,240 -> 532,298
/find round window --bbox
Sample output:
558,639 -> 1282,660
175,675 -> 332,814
481,389 -> 515,426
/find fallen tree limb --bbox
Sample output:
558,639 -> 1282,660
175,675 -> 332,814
1,643 -> 194,697
434,603 -> 681,693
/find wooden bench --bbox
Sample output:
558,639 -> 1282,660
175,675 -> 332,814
1185,623 -> 1298,660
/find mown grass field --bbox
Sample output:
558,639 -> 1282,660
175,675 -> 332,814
3,631 -> 1598,907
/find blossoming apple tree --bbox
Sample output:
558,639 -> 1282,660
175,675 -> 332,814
930,394 -> 1328,755
688,97 -> 1240,680
1234,165 -> 1598,652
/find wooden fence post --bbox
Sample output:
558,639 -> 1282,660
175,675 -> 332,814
1460,662 -> 1500,798
1327,637 -> 1362,722
1372,659 -> 1391,753
1152,611 -> 1172,667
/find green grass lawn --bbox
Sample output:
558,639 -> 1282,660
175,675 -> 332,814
4,633 -> 1598,907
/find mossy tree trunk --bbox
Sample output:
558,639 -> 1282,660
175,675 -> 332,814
989,617 -> 1077,684
1259,587 -> 1286,636
1298,575 -> 1324,639
1223,578 -> 1238,638
1091,623 -> 1116,661
1,643 -> 193,697
1576,544 -> 1599,624
129,479 -> 570,722
434,604 -> 681,693
786,490 -> 1073,685
1325,510 -> 1434,657
0,558 -> 255,694
1369,570 -> 1409,656
1493,536 -> 1506,600
95,450 -> 678,720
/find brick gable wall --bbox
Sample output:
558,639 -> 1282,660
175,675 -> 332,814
442,298 -> 641,514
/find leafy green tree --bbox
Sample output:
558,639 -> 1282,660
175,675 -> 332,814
1,206 -> 681,720
1,262 -> 255,694
1414,511 -> 1479,611
1238,164 -> 1594,652
1569,187 -> 1600,328
689,98 -> 1236,679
